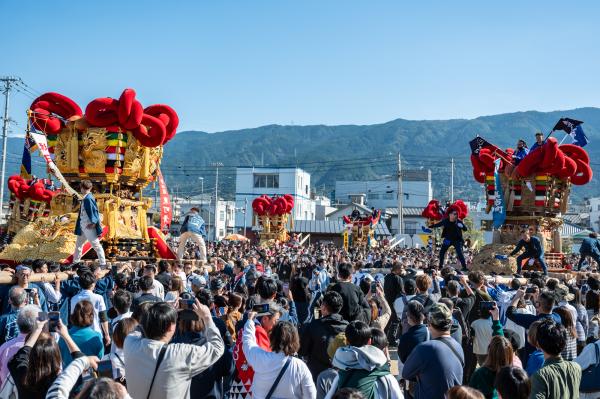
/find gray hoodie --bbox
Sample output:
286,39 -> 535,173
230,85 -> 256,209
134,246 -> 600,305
323,345 -> 404,399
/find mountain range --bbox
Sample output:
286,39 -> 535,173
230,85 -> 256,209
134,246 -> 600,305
5,107 -> 600,204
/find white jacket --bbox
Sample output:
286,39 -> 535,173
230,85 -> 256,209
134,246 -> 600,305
124,318 -> 224,399
242,319 -> 316,399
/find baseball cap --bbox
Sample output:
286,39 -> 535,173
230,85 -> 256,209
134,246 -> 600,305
190,275 -> 207,288
210,277 -> 226,291
428,303 -> 453,330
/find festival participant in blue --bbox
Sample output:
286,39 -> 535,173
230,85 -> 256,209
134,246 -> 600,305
429,209 -> 468,271
512,139 -> 529,165
72,180 -> 106,267
509,229 -> 548,275
529,132 -> 545,152
177,207 -> 207,262
577,232 -> 600,271
308,255 -> 330,293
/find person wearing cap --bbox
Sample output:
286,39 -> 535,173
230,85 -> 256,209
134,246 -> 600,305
402,303 -> 464,399
512,139 -> 529,166
509,229 -> 548,275
177,207 -> 207,262
72,180 -> 106,267
529,132 -> 545,153
210,277 -> 226,296
190,275 -> 207,294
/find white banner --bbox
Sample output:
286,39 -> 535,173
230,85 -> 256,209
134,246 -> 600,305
30,132 -> 81,199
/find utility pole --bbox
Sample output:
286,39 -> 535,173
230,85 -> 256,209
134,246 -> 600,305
0,77 -> 20,221
212,162 -> 223,241
397,152 -> 404,235
450,157 -> 455,203
243,197 -> 248,235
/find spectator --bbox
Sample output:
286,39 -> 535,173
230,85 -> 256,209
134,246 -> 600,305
525,320 -> 545,376
554,306 -> 578,360
383,261 -> 404,344
243,315 -> 316,398
124,301 -> 224,399
131,275 -> 161,312
575,336 -> 600,399
59,300 -> 104,367
110,289 -> 133,331
494,366 -> 530,399
325,320 -> 403,399
332,388 -> 365,399
469,336 -> 513,399
316,333 -> 347,399
142,265 -> 165,299
101,317 -> 137,384
529,319 -> 582,398
329,263 -> 371,324
155,259 -> 172,289
402,303 -> 464,399
224,292 -> 243,341
368,284 -> 391,331
291,276 -> 311,325
0,304 -> 39,387
471,303 -> 504,366
165,276 -> 184,305
70,271 -> 111,347
31,259 -> 62,308
300,291 -> 348,380
0,286 -> 27,345
394,279 -> 417,334
398,300 -> 428,363
8,318 -> 84,399
446,386 -> 485,399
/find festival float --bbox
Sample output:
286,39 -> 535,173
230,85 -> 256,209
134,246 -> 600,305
468,119 -> 593,275
0,88 -> 177,263
252,194 -> 294,244
342,209 -> 381,248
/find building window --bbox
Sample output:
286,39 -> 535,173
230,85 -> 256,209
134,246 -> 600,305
367,193 -> 380,200
404,222 -> 417,235
219,210 -> 225,221
219,229 -> 224,237
305,185 -> 308,195
382,193 -> 394,199
254,174 -> 279,188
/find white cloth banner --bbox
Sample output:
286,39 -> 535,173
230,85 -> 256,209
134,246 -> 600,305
30,132 -> 81,199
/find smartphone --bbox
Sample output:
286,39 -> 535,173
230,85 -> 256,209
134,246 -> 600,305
179,299 -> 195,310
97,360 -> 113,379
525,286 -> 537,294
37,312 -> 48,322
480,301 -> 496,311
24,288 -> 33,295
371,281 -> 378,292
282,283 -> 289,295
252,303 -> 270,313
48,311 -> 60,333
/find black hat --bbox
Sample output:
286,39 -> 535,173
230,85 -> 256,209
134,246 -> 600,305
210,277 -> 226,291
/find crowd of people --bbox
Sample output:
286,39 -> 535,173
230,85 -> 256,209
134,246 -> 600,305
0,237 -> 598,399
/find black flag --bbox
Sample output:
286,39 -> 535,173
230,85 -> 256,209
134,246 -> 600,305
552,117 -> 583,134
469,136 -> 493,155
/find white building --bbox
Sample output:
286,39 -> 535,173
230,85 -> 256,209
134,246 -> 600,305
171,194 -> 235,241
314,195 -> 336,220
235,167 -> 316,229
334,170 -> 432,209
589,197 -> 600,232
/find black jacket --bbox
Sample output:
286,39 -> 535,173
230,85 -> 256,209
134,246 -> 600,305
383,273 -> 404,311
329,281 -> 371,324
431,218 -> 467,242
299,313 -> 349,380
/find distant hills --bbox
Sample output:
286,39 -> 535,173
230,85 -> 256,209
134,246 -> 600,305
5,107 -> 600,203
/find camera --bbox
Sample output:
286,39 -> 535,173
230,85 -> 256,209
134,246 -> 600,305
480,301 -> 496,311
48,311 -> 60,333
252,303 -> 270,314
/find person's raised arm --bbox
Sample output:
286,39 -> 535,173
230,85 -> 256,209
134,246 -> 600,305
490,305 -> 504,337
186,300 -> 225,377
45,356 -> 98,399
509,241 -> 523,257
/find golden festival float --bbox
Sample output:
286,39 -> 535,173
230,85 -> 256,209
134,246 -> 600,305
0,89 -> 177,264
251,194 -> 295,245
342,209 -> 382,249
465,122 -> 592,275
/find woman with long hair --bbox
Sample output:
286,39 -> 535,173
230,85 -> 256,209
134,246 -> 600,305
164,275 -> 185,305
554,306 -> 578,360
570,288 -> 589,352
469,336 -> 514,399
494,366 -> 530,399
242,315 -> 316,398
8,318 -> 87,399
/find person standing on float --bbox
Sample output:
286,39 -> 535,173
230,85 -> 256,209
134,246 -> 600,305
177,207 -> 208,262
72,180 -> 106,266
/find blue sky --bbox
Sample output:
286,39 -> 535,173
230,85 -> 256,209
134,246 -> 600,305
2,1 -> 600,133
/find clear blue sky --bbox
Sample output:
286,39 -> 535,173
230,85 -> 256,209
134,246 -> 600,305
2,1 -> 600,133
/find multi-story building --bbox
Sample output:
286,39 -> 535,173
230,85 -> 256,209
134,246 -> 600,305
235,167 -> 315,229
588,197 -> 600,232
334,170 -> 432,209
